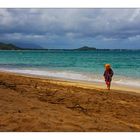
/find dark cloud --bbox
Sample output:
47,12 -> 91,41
0,9 -> 140,49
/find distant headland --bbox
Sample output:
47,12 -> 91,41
0,42 -> 139,51
0,42 -> 23,50
0,43 -> 97,50
0,42 -> 43,50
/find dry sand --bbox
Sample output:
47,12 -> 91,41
0,72 -> 140,132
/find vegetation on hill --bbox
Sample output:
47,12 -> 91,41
75,46 -> 96,51
0,42 -> 22,50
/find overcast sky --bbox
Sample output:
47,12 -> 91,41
0,8 -> 140,49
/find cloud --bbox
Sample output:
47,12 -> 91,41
0,33 -> 45,40
0,8 -> 140,48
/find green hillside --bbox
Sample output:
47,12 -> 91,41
0,42 -> 22,50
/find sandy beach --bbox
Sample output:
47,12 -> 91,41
0,71 -> 140,132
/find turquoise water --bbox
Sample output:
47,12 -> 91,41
0,50 -> 140,87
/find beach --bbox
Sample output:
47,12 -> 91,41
0,71 -> 140,132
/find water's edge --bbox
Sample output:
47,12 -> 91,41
0,67 -> 140,89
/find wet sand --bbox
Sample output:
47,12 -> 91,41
0,72 -> 140,132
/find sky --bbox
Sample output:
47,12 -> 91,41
0,8 -> 140,49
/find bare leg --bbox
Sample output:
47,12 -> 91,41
108,82 -> 111,90
106,82 -> 111,90
108,84 -> 110,90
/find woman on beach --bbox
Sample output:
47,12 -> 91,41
103,64 -> 114,90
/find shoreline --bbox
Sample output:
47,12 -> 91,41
0,71 -> 140,131
0,70 -> 140,94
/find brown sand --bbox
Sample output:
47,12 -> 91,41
0,72 -> 140,132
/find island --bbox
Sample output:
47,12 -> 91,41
74,46 -> 96,51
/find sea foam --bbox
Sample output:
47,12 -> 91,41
0,67 -> 140,88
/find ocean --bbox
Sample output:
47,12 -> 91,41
0,50 -> 140,87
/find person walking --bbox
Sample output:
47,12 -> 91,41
103,64 -> 114,90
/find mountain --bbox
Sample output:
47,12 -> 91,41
0,42 -> 45,50
15,42 -> 43,49
0,42 -> 22,50
0,42 -> 96,51
75,46 -> 96,51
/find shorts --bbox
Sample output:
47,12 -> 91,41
106,81 -> 110,86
